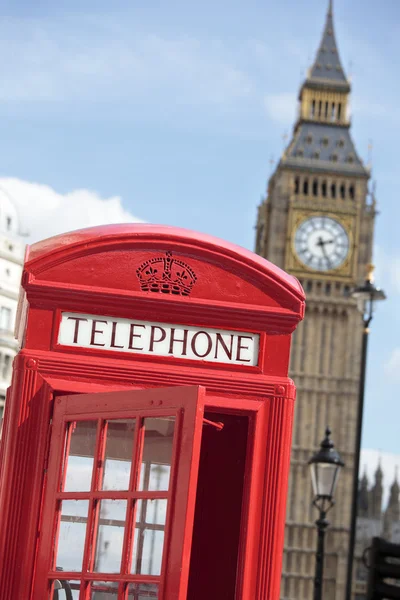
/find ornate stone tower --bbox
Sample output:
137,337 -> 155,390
255,2 -> 376,598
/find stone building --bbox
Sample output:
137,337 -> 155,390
255,1 -> 376,598
0,188 -> 24,418
353,466 -> 400,598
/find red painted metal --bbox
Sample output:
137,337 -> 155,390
0,224 -> 305,600
34,386 -> 206,599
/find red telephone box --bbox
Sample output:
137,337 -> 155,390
0,225 -> 304,600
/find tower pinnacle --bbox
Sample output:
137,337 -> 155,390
279,0 -> 367,176
307,0 -> 348,88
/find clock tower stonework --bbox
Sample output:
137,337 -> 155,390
255,2 -> 375,599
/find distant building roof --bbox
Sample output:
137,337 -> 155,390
280,122 -> 368,177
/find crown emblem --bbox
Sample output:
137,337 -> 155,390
136,251 -> 197,296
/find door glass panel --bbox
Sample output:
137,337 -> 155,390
131,499 -> 167,575
50,579 -> 80,600
56,500 -> 89,571
90,581 -> 119,598
63,421 -> 97,492
139,418 -> 175,492
101,420 -> 135,491
145,498 -> 168,525
141,529 -> 164,576
94,499 -> 127,573
127,582 -> 159,599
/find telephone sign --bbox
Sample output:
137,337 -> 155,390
58,312 -> 260,365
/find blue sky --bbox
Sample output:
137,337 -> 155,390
1,0 -> 399,481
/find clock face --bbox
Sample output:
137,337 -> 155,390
294,216 -> 350,271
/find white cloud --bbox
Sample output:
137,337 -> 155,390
0,177 -> 143,244
264,92 -> 297,126
361,448 -> 400,508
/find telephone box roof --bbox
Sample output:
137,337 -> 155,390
26,223 -> 305,310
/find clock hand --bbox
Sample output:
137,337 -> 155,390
316,237 -> 334,247
319,240 -> 332,268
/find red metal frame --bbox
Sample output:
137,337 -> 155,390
0,225 -> 305,600
34,386 -> 206,600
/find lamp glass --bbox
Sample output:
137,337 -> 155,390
310,462 -> 340,499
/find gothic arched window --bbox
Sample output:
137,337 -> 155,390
340,184 -> 346,199
322,181 -> 327,197
312,179 -> 318,196
331,182 -> 336,198
349,184 -> 355,199
303,179 -> 309,195
294,177 -> 300,194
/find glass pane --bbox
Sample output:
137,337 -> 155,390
131,499 -> 167,575
50,579 -> 80,600
139,418 -> 175,491
94,499 -> 127,573
90,581 -> 119,599
101,420 -> 135,491
127,582 -> 159,599
63,421 -> 97,492
56,500 -> 89,572
145,498 -> 168,525
316,463 -> 338,497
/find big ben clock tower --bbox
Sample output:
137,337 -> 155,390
255,2 -> 375,599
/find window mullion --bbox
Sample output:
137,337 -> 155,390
120,417 -> 143,580
81,419 -> 107,578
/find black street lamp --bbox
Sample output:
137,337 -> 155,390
309,427 -> 344,600
345,265 -> 386,600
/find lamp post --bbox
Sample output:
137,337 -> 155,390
309,427 -> 344,600
345,265 -> 386,600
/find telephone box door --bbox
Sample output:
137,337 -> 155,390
33,385 -> 206,600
